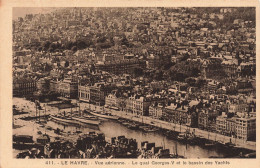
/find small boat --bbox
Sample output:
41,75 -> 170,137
139,125 -> 149,131
46,126 -> 52,130
54,128 -> 61,135
204,141 -> 217,147
140,125 -> 159,132
177,133 -> 187,141
122,122 -> 130,127
243,152 -> 256,158
55,137 -> 60,140
75,130 -> 82,134
145,127 -> 159,132
224,142 -> 236,148
89,111 -> 119,120
118,118 -> 126,123
128,123 -> 140,130
165,130 -> 179,139
183,131 -> 198,145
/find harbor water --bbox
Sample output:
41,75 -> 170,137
13,97 -> 227,158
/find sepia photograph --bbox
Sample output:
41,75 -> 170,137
11,6 -> 257,160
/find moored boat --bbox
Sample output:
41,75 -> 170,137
204,141 -> 217,147
164,130 -> 179,139
118,118 -> 126,123
128,123 -> 140,130
224,142 -> 236,148
50,115 -> 79,125
177,133 -> 187,142
243,152 -> 256,158
89,111 -> 119,120
139,125 -> 159,132
71,115 -> 100,125
122,122 -> 130,127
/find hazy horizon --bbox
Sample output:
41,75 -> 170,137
13,7 -> 57,20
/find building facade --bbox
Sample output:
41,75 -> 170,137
198,109 -> 218,131
58,78 -> 78,99
79,83 -> 114,106
162,104 -> 193,127
105,94 -> 119,108
13,78 -> 37,97
149,103 -> 164,119
216,114 -> 256,140
235,117 -> 256,141
78,85 -> 91,102
95,59 -> 146,75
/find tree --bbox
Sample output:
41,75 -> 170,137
133,68 -> 143,77
195,79 -> 207,88
48,47 -> 54,53
180,53 -> 190,62
191,68 -> 200,77
162,62 -> 174,70
185,77 -> 196,86
65,61 -> 69,67
42,41 -> 51,51
154,70 -> 164,81
49,43 -> 57,52
37,46 -> 43,52
77,40 -> 87,50
65,41 -> 74,50
71,46 -> 77,52
97,36 -> 106,43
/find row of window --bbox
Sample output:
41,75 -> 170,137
80,92 -> 90,99
18,83 -> 36,87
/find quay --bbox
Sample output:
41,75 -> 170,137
110,110 -> 256,151
13,97 -> 255,158
12,97 -> 255,155
80,101 -> 256,151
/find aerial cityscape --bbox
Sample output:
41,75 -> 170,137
12,7 -> 256,159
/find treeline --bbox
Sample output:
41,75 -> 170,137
23,39 -> 94,52
22,33 -> 136,52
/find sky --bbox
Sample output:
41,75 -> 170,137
12,7 -> 57,20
